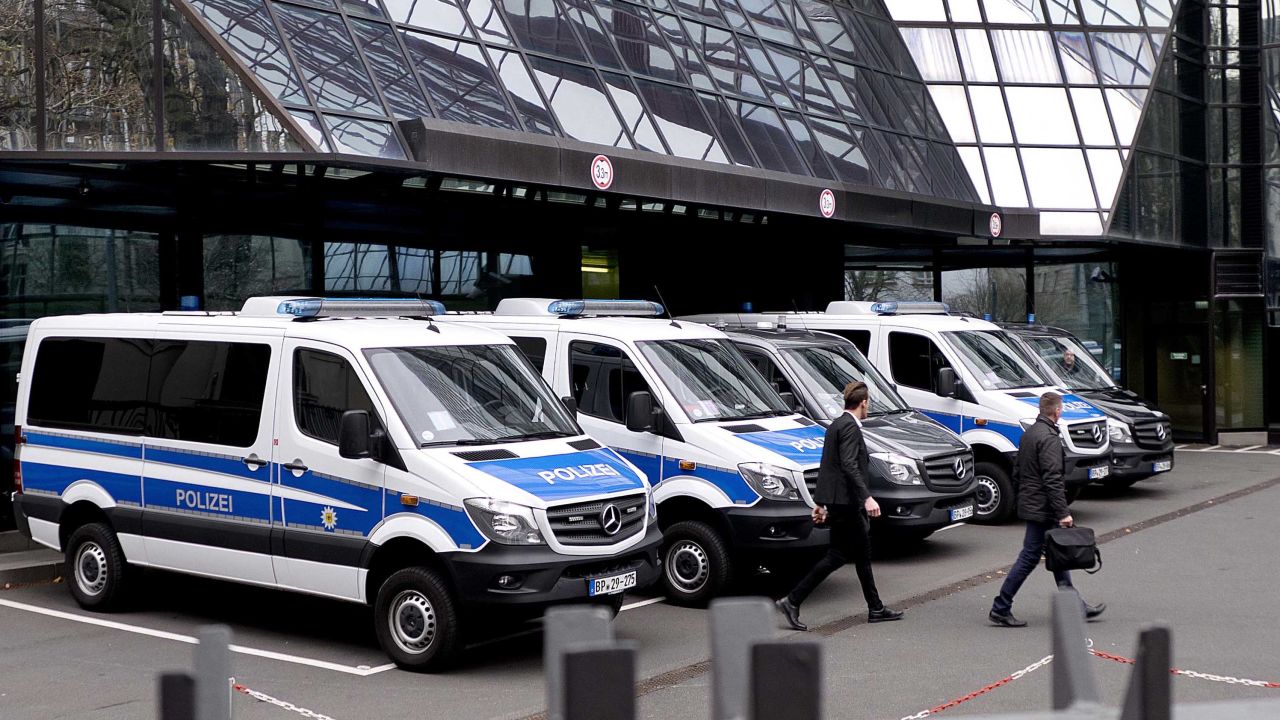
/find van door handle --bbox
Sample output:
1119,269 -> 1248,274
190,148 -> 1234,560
282,460 -> 309,474
242,454 -> 268,469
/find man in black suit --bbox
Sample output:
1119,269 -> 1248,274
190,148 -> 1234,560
776,381 -> 903,631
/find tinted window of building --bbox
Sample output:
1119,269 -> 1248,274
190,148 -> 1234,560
149,340 -> 271,447
511,336 -> 548,372
294,348 -> 380,445
569,341 -> 653,423
27,338 -> 151,435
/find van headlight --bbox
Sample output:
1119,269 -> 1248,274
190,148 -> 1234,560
870,452 -> 923,486
738,462 -> 801,501
464,499 -> 545,545
1107,419 -> 1133,444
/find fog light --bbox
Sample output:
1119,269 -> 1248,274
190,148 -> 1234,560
495,574 -> 523,590
895,506 -> 909,516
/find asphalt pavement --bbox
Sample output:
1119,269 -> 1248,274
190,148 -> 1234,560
0,449 -> 1277,720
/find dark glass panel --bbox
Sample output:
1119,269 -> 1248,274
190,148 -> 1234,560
877,75 -> 925,136
383,0 -> 471,36
0,225 -> 162,317
780,111 -> 834,179
595,0 -> 683,82
697,92 -> 755,166
1,0 -> 36,149
498,0 -> 587,61
325,242 -> 391,290
1082,0 -> 1143,27
204,235 -> 313,311
150,340 -> 271,447
684,21 -> 769,100
831,60 -> 888,127
288,109 -> 332,149
560,0 -> 624,70
45,0 -> 157,150
162,8 -> 305,151
462,0 -> 513,44
795,0 -> 855,61
653,12 -> 715,90
402,30 -> 520,129
734,100 -> 808,174
274,3 -> 383,114
189,0 -> 307,105
601,73 -> 668,152
323,114 -> 406,158
527,56 -> 630,147
772,0 -> 823,52
716,0 -> 754,33
810,56 -> 860,121
736,0 -> 799,46
352,20 -> 434,120
486,48 -> 558,134
663,0 -> 726,27
764,42 -> 838,116
808,117 -> 872,185
341,0 -> 387,19
28,338 -> 150,435
1092,31 -> 1156,86
634,78 -> 728,162
736,35 -> 793,107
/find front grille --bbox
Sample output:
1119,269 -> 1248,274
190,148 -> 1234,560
803,469 -> 819,497
1133,419 -> 1173,449
1068,421 -> 1107,449
545,494 -> 646,546
923,451 -> 974,490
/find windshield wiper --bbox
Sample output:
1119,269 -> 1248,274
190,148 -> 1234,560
491,430 -> 578,442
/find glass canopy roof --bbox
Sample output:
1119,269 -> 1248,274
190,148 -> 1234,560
885,0 -> 1177,236
183,0 -> 981,201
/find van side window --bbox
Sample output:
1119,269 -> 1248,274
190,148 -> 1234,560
569,341 -> 654,424
511,336 -> 548,372
294,349 -> 381,445
149,341 -> 271,447
827,329 -> 871,356
737,347 -> 795,396
888,331 -> 950,394
28,337 -> 150,434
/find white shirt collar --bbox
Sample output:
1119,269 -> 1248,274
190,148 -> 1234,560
845,410 -> 863,428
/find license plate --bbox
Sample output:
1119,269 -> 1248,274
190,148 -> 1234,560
949,504 -> 974,522
1089,465 -> 1110,480
588,571 -> 637,597
1152,460 -> 1172,472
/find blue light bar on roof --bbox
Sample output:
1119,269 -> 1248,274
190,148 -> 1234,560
547,299 -> 666,317
276,297 -> 447,318
870,301 -> 950,316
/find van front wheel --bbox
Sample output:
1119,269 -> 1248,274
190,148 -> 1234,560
66,523 -> 130,611
374,567 -> 461,672
973,462 -> 1014,524
661,520 -> 732,607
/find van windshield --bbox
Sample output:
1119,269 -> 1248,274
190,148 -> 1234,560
780,343 -> 908,420
638,339 -> 791,422
364,344 -> 578,447
941,330 -> 1046,391
1013,333 -> 1117,391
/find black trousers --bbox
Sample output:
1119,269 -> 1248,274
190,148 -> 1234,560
787,506 -> 883,611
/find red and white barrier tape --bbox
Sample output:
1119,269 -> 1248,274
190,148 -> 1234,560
898,654 -> 1055,720
1089,649 -> 1280,689
233,681 -> 339,720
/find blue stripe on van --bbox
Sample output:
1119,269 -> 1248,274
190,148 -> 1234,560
465,448 -> 647,502
387,491 -> 486,549
278,467 -> 382,535
659,457 -> 758,505
614,450 -> 662,485
921,410 -> 962,434
142,475 -> 272,523
21,462 -> 144,505
24,432 -> 142,460
146,447 -> 269,482
731,425 -> 825,465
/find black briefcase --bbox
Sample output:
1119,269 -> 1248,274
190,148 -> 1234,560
1044,526 -> 1102,574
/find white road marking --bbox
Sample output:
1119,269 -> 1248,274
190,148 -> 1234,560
1234,445 -> 1264,452
933,522 -> 966,534
1202,445 -> 1220,451
621,596 -> 666,612
0,598 -> 391,676
1175,444 -> 1189,450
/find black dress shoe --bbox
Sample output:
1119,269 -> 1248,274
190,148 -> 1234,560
1085,602 -> 1106,620
868,606 -> 904,623
775,598 -> 807,631
989,610 -> 1027,627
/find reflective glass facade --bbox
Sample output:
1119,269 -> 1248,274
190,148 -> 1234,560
887,0 -> 1177,235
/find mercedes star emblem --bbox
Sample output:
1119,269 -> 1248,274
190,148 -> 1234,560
954,457 -> 967,479
1156,424 -> 1167,441
1091,424 -> 1104,444
599,504 -> 622,536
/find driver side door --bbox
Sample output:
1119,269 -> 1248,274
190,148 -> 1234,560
565,338 -> 667,485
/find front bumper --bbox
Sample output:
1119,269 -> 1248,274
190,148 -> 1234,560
870,484 -> 979,531
722,500 -> 829,552
446,524 -> 663,607
1105,443 -> 1176,481
1063,450 -> 1113,488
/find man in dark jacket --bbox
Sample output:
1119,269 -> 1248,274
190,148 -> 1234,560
989,392 -> 1105,627
776,381 -> 903,631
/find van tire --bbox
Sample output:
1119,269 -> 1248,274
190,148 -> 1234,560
972,462 -> 1014,524
65,523 -> 130,611
661,520 -> 732,607
374,567 -> 461,672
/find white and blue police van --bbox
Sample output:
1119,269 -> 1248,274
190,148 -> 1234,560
677,314 -> 977,542
446,299 -> 829,606
11,298 -> 660,671
775,302 -> 1112,523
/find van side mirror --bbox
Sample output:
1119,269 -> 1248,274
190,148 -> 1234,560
778,391 -> 802,413
936,368 -> 958,398
339,410 -> 373,459
625,391 -> 657,433
561,396 -> 578,421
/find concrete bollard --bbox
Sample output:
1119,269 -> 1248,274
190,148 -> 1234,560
158,672 -> 195,720
562,641 -> 637,720
544,605 -> 614,720
749,641 -> 821,720
1050,589 -> 1101,711
1120,626 -> 1172,720
194,625 -> 232,720
710,597 -> 777,720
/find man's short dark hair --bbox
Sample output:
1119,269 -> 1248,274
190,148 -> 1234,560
843,381 -> 869,410
1039,392 -> 1063,415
